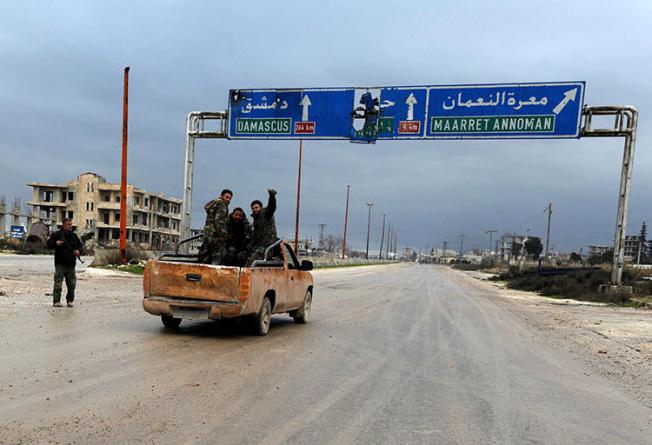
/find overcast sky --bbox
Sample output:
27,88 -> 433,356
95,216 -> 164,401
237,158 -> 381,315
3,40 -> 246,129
1,0 -> 651,253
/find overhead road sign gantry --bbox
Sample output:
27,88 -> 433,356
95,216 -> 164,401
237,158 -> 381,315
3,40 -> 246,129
227,81 -> 585,141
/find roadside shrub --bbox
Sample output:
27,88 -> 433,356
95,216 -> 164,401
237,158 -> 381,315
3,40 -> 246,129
491,266 -> 650,303
91,245 -> 154,266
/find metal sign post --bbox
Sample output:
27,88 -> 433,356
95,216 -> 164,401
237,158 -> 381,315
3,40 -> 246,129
180,111 -> 227,244
582,106 -> 638,290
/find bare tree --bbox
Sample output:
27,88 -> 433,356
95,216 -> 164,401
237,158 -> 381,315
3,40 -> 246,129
323,234 -> 342,252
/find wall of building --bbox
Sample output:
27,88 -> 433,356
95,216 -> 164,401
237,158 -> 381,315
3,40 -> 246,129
26,172 -> 182,250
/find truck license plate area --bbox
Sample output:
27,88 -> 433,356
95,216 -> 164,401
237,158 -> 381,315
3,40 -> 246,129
172,307 -> 210,320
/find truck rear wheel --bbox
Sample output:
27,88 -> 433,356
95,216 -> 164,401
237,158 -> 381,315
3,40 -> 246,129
254,297 -> 272,336
161,314 -> 182,329
293,290 -> 312,324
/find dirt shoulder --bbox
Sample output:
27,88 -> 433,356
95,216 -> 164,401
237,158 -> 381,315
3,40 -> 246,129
451,268 -> 652,409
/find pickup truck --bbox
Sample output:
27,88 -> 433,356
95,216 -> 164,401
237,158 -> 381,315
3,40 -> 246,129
143,239 -> 314,336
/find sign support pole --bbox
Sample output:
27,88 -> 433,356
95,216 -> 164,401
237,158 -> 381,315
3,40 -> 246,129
581,105 -> 638,290
179,111 -> 227,252
294,140 -> 303,253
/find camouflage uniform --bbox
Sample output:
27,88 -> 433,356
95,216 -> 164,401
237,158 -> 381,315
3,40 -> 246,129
224,214 -> 252,267
198,198 -> 229,264
246,190 -> 278,266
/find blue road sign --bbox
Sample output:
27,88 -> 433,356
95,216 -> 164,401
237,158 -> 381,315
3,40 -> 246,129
425,82 -> 585,139
228,88 -> 354,140
10,225 -> 25,239
227,82 -> 585,141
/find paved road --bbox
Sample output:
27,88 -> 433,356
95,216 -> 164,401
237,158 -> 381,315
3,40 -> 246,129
0,260 -> 650,444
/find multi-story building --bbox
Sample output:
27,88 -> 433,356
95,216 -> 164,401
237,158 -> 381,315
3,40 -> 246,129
27,172 -> 181,249
624,235 -> 642,263
586,245 -> 611,257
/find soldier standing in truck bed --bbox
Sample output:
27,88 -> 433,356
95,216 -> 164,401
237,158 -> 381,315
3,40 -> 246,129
198,189 -> 232,264
246,189 -> 278,266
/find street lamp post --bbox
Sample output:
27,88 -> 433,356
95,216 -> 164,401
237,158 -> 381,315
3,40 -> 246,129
365,203 -> 374,259
341,185 -> 350,259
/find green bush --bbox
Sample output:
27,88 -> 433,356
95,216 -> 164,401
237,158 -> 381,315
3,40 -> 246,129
492,266 -> 650,304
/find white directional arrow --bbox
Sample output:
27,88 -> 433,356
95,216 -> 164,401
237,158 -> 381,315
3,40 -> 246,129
301,95 -> 312,121
552,88 -> 577,115
405,93 -> 417,121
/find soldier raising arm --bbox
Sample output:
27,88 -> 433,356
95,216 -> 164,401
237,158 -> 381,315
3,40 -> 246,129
246,189 -> 278,266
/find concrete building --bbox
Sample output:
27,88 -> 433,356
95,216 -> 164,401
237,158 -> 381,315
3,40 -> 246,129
624,235 -> 642,263
499,233 -> 528,262
586,245 -> 611,257
27,172 -> 181,249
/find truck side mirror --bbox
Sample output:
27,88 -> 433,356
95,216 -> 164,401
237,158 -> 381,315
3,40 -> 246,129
300,260 -> 313,271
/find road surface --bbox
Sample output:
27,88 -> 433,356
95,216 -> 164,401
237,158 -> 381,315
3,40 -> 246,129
0,257 -> 650,444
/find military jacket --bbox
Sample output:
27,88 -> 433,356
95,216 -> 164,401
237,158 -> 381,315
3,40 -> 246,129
203,198 -> 229,241
250,193 -> 278,249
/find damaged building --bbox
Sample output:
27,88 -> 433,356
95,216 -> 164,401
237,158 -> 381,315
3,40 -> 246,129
27,172 -> 181,249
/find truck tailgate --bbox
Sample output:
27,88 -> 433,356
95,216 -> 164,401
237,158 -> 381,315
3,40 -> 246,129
146,260 -> 240,302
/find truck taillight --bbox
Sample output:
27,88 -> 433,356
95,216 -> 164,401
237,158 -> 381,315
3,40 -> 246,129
239,269 -> 250,302
143,262 -> 151,297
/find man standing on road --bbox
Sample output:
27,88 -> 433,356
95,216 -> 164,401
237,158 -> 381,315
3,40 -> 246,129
46,218 -> 83,307
246,189 -> 278,266
198,189 -> 233,264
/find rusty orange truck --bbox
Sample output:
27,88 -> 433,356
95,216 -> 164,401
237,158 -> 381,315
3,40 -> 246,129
143,239 -> 313,335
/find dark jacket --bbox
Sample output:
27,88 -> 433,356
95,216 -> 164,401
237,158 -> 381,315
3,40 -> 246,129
226,216 -> 252,253
47,229 -> 83,267
250,192 -> 278,250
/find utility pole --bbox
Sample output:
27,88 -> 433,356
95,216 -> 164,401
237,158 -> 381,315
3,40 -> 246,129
341,185 -> 350,259
485,230 -> 497,254
294,139 -> 303,253
443,241 -> 448,257
119,66 -> 130,265
318,224 -> 327,250
544,203 -> 552,257
365,203 -> 374,259
386,222 -> 392,258
378,213 -> 386,260
458,234 -> 465,257
393,229 -> 398,254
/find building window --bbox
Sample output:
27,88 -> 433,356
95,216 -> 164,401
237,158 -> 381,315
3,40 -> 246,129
86,202 -> 90,211
103,212 -> 109,224
144,198 -> 149,208
102,193 -> 110,202
67,211 -> 74,219
116,195 -> 120,203
133,215 -> 139,225
68,191 -> 74,201
135,196 -> 140,205
115,212 -> 120,223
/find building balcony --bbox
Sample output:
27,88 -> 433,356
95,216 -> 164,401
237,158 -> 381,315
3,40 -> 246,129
97,202 -> 121,210
27,201 -> 69,208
